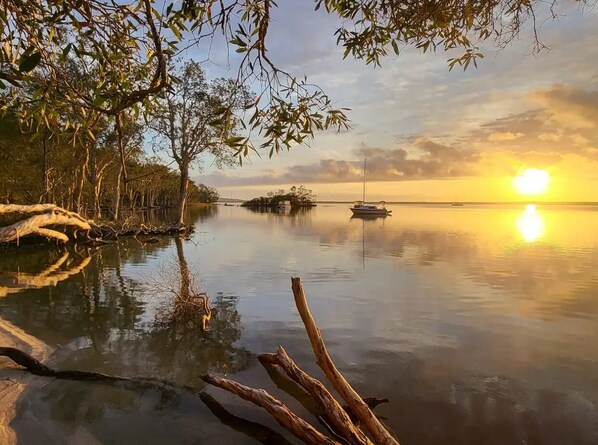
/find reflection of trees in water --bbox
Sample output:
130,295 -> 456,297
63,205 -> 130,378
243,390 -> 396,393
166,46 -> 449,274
187,204 -> 219,223
245,206 -> 315,224
150,237 -> 212,330
0,236 -> 250,386
147,292 -> 249,381
0,245 -> 92,298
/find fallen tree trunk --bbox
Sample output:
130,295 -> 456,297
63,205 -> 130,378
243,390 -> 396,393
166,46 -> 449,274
0,204 -> 194,245
0,204 -> 92,244
0,346 -> 190,393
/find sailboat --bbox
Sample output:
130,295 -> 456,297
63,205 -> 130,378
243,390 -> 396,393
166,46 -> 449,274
350,159 -> 392,217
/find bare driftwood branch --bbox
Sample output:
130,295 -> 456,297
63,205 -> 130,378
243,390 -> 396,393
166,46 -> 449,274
291,277 -> 400,445
201,373 -> 341,445
260,347 -> 372,445
0,204 -> 92,244
0,204 -> 195,245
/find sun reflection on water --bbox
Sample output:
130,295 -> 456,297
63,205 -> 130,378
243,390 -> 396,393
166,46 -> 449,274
517,204 -> 545,242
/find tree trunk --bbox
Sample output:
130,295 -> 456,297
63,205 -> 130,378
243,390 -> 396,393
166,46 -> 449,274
176,163 -> 189,225
112,165 -> 123,221
93,176 -> 102,220
74,147 -> 89,214
41,136 -> 50,203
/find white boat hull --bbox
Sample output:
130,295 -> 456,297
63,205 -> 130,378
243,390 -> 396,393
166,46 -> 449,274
350,207 -> 391,216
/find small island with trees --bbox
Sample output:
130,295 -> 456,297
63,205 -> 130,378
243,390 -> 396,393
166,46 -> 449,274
242,186 -> 317,210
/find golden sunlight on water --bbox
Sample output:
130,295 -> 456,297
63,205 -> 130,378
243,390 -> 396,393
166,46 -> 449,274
516,204 -> 544,242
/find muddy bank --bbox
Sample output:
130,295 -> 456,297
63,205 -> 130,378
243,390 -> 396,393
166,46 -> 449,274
0,318 -> 52,445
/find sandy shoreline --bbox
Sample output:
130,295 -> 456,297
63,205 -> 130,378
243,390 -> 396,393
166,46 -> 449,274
0,318 -> 53,445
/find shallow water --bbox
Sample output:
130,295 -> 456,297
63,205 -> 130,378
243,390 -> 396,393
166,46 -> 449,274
1,204 -> 597,444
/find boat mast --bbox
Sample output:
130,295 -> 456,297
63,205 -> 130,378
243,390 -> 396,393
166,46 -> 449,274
362,158 -> 366,203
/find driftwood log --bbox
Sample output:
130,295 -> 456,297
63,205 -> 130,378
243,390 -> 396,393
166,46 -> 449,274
202,277 -> 399,445
0,204 -> 92,244
291,277 -> 399,445
0,204 -> 194,245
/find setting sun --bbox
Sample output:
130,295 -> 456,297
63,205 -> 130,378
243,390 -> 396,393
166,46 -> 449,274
513,169 -> 550,196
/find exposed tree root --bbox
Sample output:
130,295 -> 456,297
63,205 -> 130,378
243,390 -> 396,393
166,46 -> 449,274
88,222 -> 194,241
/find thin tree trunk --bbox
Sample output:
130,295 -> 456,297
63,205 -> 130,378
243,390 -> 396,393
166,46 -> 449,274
75,147 -> 89,214
93,176 -> 102,220
176,163 -> 189,224
41,136 -> 49,203
112,165 -> 123,221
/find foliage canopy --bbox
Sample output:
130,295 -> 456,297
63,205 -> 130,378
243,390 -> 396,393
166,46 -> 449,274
0,0 -> 591,157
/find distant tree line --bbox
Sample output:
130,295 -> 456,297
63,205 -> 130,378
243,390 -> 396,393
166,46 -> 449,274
0,110 -> 219,218
242,186 -> 316,209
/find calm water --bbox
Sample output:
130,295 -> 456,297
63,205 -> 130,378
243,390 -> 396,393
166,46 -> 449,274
1,204 -> 597,444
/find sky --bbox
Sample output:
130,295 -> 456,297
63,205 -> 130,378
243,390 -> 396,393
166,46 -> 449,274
187,2 -> 598,202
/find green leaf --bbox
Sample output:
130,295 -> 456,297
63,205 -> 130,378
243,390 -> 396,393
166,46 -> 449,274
169,23 -> 182,41
92,96 -> 107,107
18,52 -> 41,73
225,136 -> 245,144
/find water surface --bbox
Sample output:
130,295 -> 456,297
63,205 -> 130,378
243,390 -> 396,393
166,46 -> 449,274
1,204 -> 597,444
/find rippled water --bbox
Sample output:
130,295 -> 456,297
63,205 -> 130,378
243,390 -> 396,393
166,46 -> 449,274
1,204 -> 597,444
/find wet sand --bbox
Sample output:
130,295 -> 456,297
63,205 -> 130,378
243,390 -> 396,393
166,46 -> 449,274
0,318 -> 52,445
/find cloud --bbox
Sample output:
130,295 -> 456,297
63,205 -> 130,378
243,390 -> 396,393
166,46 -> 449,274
202,139 -> 479,186
529,84 -> 598,130
487,132 -> 524,142
201,84 -> 598,188
466,85 -> 598,163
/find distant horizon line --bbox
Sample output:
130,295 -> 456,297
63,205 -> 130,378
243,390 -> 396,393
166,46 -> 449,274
217,199 -> 598,205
